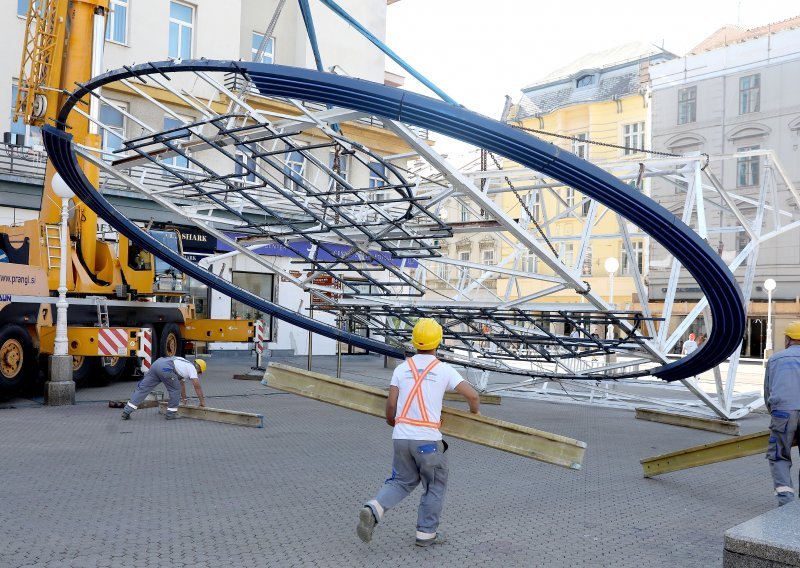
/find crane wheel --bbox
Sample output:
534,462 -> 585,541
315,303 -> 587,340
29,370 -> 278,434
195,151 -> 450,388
0,325 -> 34,392
71,355 -> 99,388
93,356 -> 128,386
159,323 -> 183,358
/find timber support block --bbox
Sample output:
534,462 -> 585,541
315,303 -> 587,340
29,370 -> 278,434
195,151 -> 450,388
263,362 -> 585,469
444,392 -> 502,405
635,407 -> 740,435
157,402 -> 264,428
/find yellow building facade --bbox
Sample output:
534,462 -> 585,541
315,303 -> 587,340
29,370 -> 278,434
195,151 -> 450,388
498,42 -> 676,313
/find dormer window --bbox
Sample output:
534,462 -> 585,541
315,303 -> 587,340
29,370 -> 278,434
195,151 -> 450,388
576,74 -> 595,88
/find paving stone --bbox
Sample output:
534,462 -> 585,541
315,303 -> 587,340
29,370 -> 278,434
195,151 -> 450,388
0,353 -> 777,567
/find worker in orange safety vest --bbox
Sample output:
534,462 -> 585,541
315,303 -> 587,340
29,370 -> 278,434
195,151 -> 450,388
357,318 -> 480,547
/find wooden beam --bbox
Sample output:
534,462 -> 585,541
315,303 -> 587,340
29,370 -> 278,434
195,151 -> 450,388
263,363 -> 585,469
158,402 -> 264,428
444,392 -> 502,405
635,408 -> 740,436
641,430 -> 771,478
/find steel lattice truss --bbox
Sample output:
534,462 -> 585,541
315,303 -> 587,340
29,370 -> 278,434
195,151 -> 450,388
46,60 -> 762,419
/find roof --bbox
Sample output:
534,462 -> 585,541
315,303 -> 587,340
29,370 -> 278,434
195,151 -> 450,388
689,15 -> 800,54
513,42 -> 676,120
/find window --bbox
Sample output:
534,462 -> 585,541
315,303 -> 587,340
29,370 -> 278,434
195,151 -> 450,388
565,187 -> 576,208
739,74 -> 760,115
163,115 -> 191,168
736,231 -> 749,265
622,122 -> 645,155
737,146 -> 760,187
435,262 -> 450,281
9,86 -> 42,146
576,74 -> 595,88
581,245 -> 592,277
459,204 -> 470,223
482,249 -> 495,266
328,151 -> 349,190
231,271 -> 274,340
521,250 -> 538,273
678,86 -> 696,124
368,161 -> 389,201
572,133 -> 588,159
285,150 -> 306,192
621,241 -> 644,275
529,190 -> 540,221
251,32 -> 275,64
235,152 -> 257,184
99,101 -> 126,157
106,0 -> 128,44
560,242 -> 574,267
169,1 -> 193,60
459,250 -> 470,262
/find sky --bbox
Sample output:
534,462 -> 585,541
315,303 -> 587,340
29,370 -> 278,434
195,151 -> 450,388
385,0 -> 800,144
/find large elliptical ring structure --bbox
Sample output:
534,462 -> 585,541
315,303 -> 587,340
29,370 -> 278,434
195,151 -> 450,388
43,59 -> 745,382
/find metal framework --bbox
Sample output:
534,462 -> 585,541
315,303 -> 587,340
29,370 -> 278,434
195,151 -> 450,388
44,60 -> 747,400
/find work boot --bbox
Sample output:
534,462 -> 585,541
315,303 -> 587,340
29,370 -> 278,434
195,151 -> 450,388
415,532 -> 447,547
165,412 -> 180,420
356,506 -> 377,543
121,411 -> 131,420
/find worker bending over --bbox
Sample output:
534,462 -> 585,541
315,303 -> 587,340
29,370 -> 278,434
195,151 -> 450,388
121,356 -> 207,420
765,321 -> 800,506
357,318 -> 480,547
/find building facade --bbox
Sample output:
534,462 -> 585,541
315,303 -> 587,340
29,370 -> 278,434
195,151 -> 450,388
1,0 -> 407,356
649,19 -> 800,356
502,42 -> 676,325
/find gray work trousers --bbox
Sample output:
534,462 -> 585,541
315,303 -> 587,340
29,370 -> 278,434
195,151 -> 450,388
126,364 -> 182,414
767,409 -> 800,506
372,439 -> 449,534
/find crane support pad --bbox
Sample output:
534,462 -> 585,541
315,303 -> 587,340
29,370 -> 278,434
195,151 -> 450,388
635,408 -> 740,436
264,363 -> 585,469
640,430 -> 780,477
157,402 -> 264,428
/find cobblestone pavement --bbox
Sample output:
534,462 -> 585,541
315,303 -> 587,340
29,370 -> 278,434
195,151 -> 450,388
0,352 -> 777,567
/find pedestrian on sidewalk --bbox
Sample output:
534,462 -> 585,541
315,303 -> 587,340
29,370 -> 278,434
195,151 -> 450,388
357,318 -> 480,547
764,321 -> 800,506
121,357 -> 207,420
681,333 -> 698,356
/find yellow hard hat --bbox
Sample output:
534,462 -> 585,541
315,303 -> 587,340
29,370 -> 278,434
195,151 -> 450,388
785,321 -> 800,340
412,318 -> 443,351
194,359 -> 207,374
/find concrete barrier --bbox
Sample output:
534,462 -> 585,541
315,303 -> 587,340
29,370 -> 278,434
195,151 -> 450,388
724,501 -> 800,567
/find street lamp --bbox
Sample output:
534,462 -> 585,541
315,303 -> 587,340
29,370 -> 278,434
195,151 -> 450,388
51,173 -> 74,358
604,257 -> 619,341
764,278 -> 776,362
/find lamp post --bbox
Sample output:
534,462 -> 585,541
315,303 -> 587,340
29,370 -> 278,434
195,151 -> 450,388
46,174 -> 76,405
764,278 -> 776,363
604,257 -> 619,342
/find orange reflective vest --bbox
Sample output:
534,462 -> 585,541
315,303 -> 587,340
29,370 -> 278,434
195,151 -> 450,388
395,357 -> 442,429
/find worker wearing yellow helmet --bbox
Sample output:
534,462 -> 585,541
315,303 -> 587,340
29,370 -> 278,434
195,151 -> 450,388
357,318 -> 480,547
121,356 -> 207,421
764,321 -> 800,506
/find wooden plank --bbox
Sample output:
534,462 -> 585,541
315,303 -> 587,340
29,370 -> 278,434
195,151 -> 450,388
263,363 -> 585,469
641,430 -> 770,478
635,407 -> 740,436
444,392 -> 502,405
157,402 -> 264,428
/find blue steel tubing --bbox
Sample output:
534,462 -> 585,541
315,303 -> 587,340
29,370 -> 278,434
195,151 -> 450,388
298,0 -> 325,72
48,60 -> 745,382
41,126 -> 406,360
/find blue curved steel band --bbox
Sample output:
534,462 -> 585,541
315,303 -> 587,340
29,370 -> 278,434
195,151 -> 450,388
47,60 -> 744,381
41,126 -> 406,359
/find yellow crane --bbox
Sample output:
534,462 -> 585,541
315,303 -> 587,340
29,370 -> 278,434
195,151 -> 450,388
0,0 -> 254,392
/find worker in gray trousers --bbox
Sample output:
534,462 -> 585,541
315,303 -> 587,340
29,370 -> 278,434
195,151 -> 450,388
764,321 -> 800,506
121,357 -> 207,420
357,318 -> 480,547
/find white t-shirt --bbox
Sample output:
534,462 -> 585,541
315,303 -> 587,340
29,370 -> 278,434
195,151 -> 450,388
390,354 -> 464,441
682,340 -> 698,356
172,357 -> 199,381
